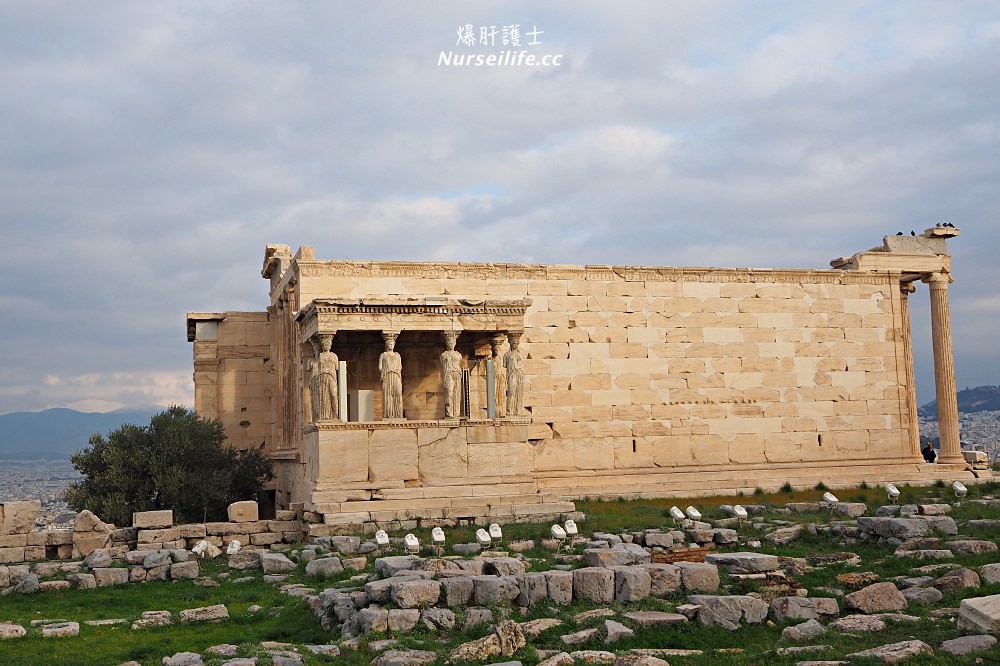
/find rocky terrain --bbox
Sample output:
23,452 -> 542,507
1,486 -> 1000,665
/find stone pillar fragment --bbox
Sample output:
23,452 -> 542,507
899,283 -> 920,457
924,272 -> 962,464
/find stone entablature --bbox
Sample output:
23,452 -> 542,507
189,229 -> 985,522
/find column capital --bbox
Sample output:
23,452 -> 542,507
923,271 -> 953,286
900,282 -> 916,295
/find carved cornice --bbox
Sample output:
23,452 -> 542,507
296,298 -> 532,322
293,260 -> 896,285
303,417 -> 530,433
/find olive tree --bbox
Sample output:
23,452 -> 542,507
65,406 -> 272,525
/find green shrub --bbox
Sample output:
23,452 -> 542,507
65,406 -> 273,525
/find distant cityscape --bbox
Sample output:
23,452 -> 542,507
0,459 -> 80,528
919,409 -> 1000,460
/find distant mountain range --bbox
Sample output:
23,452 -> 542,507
919,385 -> 1000,417
0,408 -> 160,460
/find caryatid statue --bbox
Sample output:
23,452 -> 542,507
379,331 -> 404,420
309,333 -> 339,421
504,331 -> 525,416
440,331 -> 464,418
492,334 -> 508,418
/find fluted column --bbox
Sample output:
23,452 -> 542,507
924,272 -> 963,464
899,283 -> 920,457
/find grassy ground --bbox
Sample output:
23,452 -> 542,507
1,481 -> 998,665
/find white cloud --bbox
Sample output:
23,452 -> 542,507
0,1 -> 998,413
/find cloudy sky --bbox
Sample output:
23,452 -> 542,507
1,1 -> 998,415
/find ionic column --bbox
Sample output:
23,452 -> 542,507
899,283 -> 920,457
924,271 -> 963,464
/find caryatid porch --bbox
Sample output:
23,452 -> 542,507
291,298 -> 569,528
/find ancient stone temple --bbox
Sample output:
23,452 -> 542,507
187,227 -> 985,532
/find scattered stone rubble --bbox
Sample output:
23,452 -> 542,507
2,495 -> 1000,665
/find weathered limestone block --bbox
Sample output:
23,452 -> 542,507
934,567 -> 980,594
227,551 -> 260,570
483,557 -> 526,576
250,532 -> 281,546
608,566 -> 650,603
420,607 -> 456,631
980,563 -> 1000,585
918,515 -> 958,536
375,555 -> 420,578
857,517 -> 928,540
306,557 -> 344,578
903,586 -> 943,605
440,576 -> 474,607
143,551 -> 172,568
472,575 -> 520,606
72,532 -> 110,558
463,607 -> 494,629
573,567 -> 615,604
515,572 -> 549,607
643,532 -> 675,548
41,621 -> 79,638
686,594 -> 768,630
391,579 -> 441,608
387,609 -> 420,632
260,552 -> 296,574
0,622 -> 26,639
179,604 -> 229,623
0,534 -> 27,548
918,504 -> 951,515
637,563 -> 682,596
705,552 -> 778,574
828,614 -> 886,632
131,610 -> 172,630
770,596 -> 839,622
146,564 -> 170,581
73,509 -> 107,532
546,569 -> 574,605
940,635 -> 997,657
66,573 -> 96,589
1,501 -> 40,535
622,610 -> 688,627
227,501 -> 259,523
843,582 -> 907,613
354,606 -> 389,635
583,544 -> 650,568
676,562 -> 720,593
0,547 -> 25,564
178,524 -> 207,539
132,510 -> 173,529
712,528 -> 739,545
93,567 -> 129,587
80,548 -> 110,569
170,561 -> 200,580
834,502 -> 867,518
137,528 -> 181,544
448,620 -> 525,662
846,640 -> 933,662
781,618 -> 826,642
947,540 -> 998,556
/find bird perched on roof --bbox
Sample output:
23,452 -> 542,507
945,222 -> 955,228
896,231 -> 903,235
911,231 -> 916,236
936,223 -> 942,227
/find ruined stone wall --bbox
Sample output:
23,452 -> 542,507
192,312 -> 275,454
